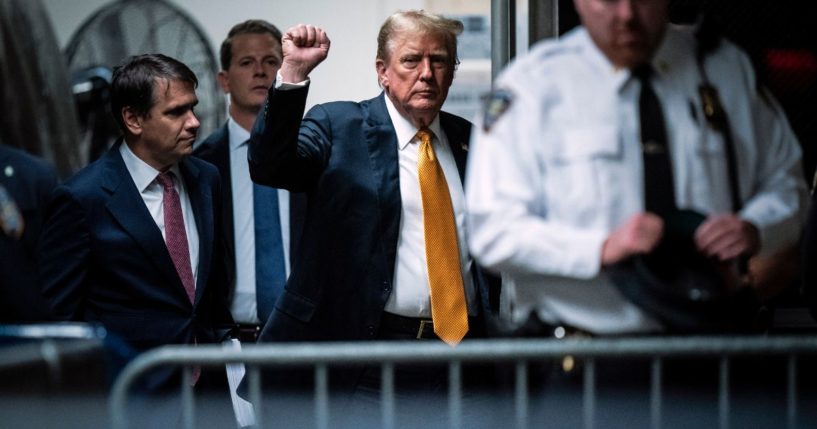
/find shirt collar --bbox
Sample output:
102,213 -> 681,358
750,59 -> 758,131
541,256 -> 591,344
227,116 -> 251,151
573,27 -> 629,89
119,142 -> 182,192
383,93 -> 443,150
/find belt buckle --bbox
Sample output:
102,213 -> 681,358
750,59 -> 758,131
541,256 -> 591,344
417,319 -> 432,339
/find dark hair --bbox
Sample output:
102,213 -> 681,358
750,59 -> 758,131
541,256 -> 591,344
377,10 -> 463,69
220,19 -> 283,71
110,53 -> 198,132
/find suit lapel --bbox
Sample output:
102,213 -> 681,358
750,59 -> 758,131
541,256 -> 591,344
179,158 -> 212,306
440,112 -> 470,185
363,94 -> 402,274
102,143 -> 190,303
210,126 -> 235,258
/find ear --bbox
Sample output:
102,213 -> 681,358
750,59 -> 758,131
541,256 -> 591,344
121,107 -> 142,137
375,59 -> 388,89
217,70 -> 230,94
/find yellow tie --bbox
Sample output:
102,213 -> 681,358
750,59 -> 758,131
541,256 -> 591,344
416,127 -> 469,346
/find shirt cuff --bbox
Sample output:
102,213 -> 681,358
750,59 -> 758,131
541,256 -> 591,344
274,70 -> 310,89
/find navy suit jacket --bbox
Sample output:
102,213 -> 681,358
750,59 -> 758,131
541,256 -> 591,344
194,124 -> 305,307
39,141 -> 233,364
0,144 -> 58,322
249,85 -> 497,343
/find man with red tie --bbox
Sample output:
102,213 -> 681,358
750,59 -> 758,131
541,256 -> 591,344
39,54 -> 234,390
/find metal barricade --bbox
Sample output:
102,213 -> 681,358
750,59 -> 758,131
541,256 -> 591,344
109,336 -> 817,429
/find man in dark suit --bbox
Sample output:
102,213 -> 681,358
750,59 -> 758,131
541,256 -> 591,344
248,12 -> 498,408
38,54 -> 234,390
0,142 -> 58,322
195,20 -> 304,340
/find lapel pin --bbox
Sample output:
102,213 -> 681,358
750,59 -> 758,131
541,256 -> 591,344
4,165 -> 13,177
461,142 -> 468,151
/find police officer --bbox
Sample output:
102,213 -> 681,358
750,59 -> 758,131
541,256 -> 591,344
466,0 -> 806,336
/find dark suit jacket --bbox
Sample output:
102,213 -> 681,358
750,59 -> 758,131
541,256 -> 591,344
38,141 -> 233,387
249,85 -> 497,344
0,144 -> 58,322
193,123 -> 305,307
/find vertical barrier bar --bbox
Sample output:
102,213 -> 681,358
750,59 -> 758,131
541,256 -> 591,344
249,366 -> 263,429
515,361 -> 528,429
182,366 -> 195,429
583,358 -> 596,429
787,355 -> 797,429
449,360 -> 463,429
381,363 -> 395,429
315,364 -> 329,429
650,357 -> 662,429
719,357 -> 730,429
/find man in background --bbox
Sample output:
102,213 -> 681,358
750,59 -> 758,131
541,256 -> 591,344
195,19 -> 304,341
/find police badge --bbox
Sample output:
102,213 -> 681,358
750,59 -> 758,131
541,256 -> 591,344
482,88 -> 513,132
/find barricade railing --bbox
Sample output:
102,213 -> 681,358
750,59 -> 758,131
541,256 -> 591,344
109,336 -> 817,429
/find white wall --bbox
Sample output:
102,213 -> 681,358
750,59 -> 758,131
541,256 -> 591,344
42,0 -> 424,109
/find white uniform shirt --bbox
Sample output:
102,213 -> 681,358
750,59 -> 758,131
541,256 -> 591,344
227,117 -> 292,324
382,95 -> 477,318
466,25 -> 806,334
119,142 -> 200,287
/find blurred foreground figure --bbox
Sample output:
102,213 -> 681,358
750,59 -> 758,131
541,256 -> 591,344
0,142 -> 58,322
467,0 -> 806,336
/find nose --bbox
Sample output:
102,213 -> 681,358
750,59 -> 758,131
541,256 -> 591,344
253,61 -> 266,76
186,111 -> 200,131
614,0 -> 635,21
418,57 -> 433,81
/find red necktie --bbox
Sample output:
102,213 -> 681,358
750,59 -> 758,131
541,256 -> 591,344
157,172 -> 200,385
156,172 -> 196,304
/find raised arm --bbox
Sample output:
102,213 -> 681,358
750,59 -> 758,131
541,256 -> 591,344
248,25 -> 332,191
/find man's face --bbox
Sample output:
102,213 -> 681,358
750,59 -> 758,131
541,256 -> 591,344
574,0 -> 668,69
376,30 -> 454,128
218,32 -> 282,114
129,78 -> 200,170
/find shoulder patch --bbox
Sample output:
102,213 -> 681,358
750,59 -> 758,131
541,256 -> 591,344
482,88 -> 514,132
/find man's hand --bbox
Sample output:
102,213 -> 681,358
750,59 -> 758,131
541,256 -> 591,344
280,24 -> 331,83
694,214 -> 760,261
601,213 -> 664,266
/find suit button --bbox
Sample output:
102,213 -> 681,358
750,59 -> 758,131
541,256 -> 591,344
367,325 -> 376,337
382,281 -> 390,292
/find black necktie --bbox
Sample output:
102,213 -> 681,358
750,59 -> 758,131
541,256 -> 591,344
635,65 -> 676,217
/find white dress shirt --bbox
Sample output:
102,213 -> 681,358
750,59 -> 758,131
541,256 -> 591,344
227,117 -> 292,324
382,95 -> 477,318
466,25 -> 806,334
119,142 -> 200,286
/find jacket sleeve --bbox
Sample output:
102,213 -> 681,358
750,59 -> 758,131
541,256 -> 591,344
38,186 -> 91,321
248,84 -> 333,192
